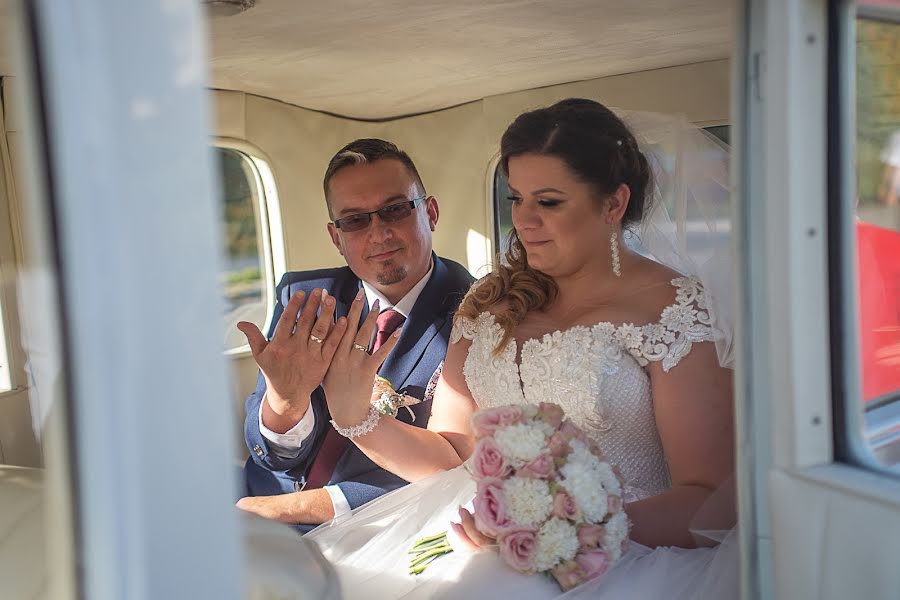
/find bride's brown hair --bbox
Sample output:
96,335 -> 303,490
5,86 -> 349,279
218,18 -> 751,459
456,98 -> 653,351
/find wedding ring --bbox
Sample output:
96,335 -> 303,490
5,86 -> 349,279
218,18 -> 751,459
309,334 -> 324,344
353,343 -> 368,353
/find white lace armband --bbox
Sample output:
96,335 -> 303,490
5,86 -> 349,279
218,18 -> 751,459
624,276 -> 716,372
330,405 -> 380,439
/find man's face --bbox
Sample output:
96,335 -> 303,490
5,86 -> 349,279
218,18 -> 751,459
326,159 -> 439,300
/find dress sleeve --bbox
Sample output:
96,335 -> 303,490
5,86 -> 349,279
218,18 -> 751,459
625,276 -> 716,372
449,276 -> 489,344
450,315 -> 478,344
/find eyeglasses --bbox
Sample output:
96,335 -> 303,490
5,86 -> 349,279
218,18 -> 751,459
332,196 -> 427,233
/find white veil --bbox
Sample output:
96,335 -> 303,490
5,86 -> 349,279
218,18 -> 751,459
621,111 -> 737,554
621,111 -> 734,370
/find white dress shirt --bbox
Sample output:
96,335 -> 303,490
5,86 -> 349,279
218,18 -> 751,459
258,260 -> 434,518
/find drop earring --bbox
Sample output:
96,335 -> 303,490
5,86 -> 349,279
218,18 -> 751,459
610,231 -> 621,277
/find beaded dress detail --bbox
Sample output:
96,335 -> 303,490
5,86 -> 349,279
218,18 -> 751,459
450,276 -> 714,502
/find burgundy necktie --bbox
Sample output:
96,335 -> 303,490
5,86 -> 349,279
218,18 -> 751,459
304,309 -> 406,490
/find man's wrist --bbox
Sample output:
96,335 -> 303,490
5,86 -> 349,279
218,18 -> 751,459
266,389 -> 313,418
262,392 -> 312,434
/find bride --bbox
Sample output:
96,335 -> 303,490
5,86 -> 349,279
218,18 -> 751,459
305,98 -> 737,599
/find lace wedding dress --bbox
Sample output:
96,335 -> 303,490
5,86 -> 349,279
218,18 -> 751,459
307,277 -> 738,600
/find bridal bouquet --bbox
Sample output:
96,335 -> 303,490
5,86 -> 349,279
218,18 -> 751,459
408,402 -> 630,591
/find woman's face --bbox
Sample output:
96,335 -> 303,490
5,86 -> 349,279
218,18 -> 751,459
507,153 -> 610,279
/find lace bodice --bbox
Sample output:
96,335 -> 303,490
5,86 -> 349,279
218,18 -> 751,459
451,276 -> 715,501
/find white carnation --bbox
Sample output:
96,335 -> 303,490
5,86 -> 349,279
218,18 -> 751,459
604,511 -> 629,561
560,463 -> 608,523
521,404 -> 539,419
536,420 -> 557,438
494,422 -> 548,465
559,440 -> 621,522
569,440 -> 622,494
504,477 -> 553,527
566,438 -> 594,465
534,518 -> 579,572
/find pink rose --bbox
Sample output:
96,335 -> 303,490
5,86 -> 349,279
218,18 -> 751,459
588,441 -> 607,460
537,402 -> 565,428
519,453 -> 556,480
552,490 -> 581,521
473,478 -> 512,537
576,524 -> 606,550
472,437 -> 511,480
575,549 -> 611,580
498,528 -> 538,574
550,560 -> 584,592
547,433 -> 571,459
559,419 -> 590,444
471,406 -> 524,438
607,495 -> 623,513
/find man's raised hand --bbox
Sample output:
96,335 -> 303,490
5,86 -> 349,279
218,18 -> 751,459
237,288 -> 348,427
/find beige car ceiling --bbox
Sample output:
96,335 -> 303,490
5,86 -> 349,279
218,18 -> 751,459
0,0 -> 733,120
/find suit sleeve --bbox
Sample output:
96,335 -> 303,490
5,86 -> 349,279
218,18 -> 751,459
334,471 -> 411,511
244,383 -> 329,472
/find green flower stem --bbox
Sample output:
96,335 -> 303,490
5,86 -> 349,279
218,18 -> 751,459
409,551 -> 450,575
412,532 -> 448,547
408,544 -> 452,568
409,560 -> 436,575
409,538 -> 449,553
407,531 -> 453,575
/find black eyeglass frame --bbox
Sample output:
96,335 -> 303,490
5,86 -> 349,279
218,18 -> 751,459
332,195 -> 428,231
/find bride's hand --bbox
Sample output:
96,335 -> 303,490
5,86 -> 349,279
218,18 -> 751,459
322,291 -> 401,429
450,507 -> 495,551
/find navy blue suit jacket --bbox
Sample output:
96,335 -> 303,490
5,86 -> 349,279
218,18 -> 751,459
243,254 -> 473,531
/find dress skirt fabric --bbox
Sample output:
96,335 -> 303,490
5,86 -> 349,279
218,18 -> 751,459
307,465 -> 737,600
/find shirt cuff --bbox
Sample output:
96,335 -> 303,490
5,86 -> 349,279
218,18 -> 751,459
324,485 -> 352,519
258,395 -> 316,458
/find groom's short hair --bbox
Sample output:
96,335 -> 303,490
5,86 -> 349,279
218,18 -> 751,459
323,138 -> 425,211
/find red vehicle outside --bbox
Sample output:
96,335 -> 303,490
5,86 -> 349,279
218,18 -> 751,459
857,220 -> 900,402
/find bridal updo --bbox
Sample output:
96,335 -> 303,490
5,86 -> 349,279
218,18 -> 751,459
456,98 -> 653,351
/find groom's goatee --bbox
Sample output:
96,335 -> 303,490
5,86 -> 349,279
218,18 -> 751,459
377,264 -> 407,286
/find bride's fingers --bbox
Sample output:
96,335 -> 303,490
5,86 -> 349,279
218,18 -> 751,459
349,298 -> 380,359
321,317 -> 347,363
338,289 -> 367,355
352,298 -> 381,352
458,508 -> 493,547
368,325 -> 401,371
449,521 -> 480,552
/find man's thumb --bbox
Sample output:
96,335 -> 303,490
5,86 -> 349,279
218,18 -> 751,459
237,321 -> 266,356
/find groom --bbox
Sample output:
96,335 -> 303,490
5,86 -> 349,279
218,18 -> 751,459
236,138 -> 474,532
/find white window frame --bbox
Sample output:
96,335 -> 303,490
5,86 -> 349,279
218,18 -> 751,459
831,4 -> 900,472
486,152 -> 503,260
213,138 -> 285,357
744,1 -> 900,598
0,95 -> 16,466
0,93 -> 20,394
26,1 -> 244,597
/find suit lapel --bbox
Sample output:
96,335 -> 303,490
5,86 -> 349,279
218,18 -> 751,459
378,256 -> 451,390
